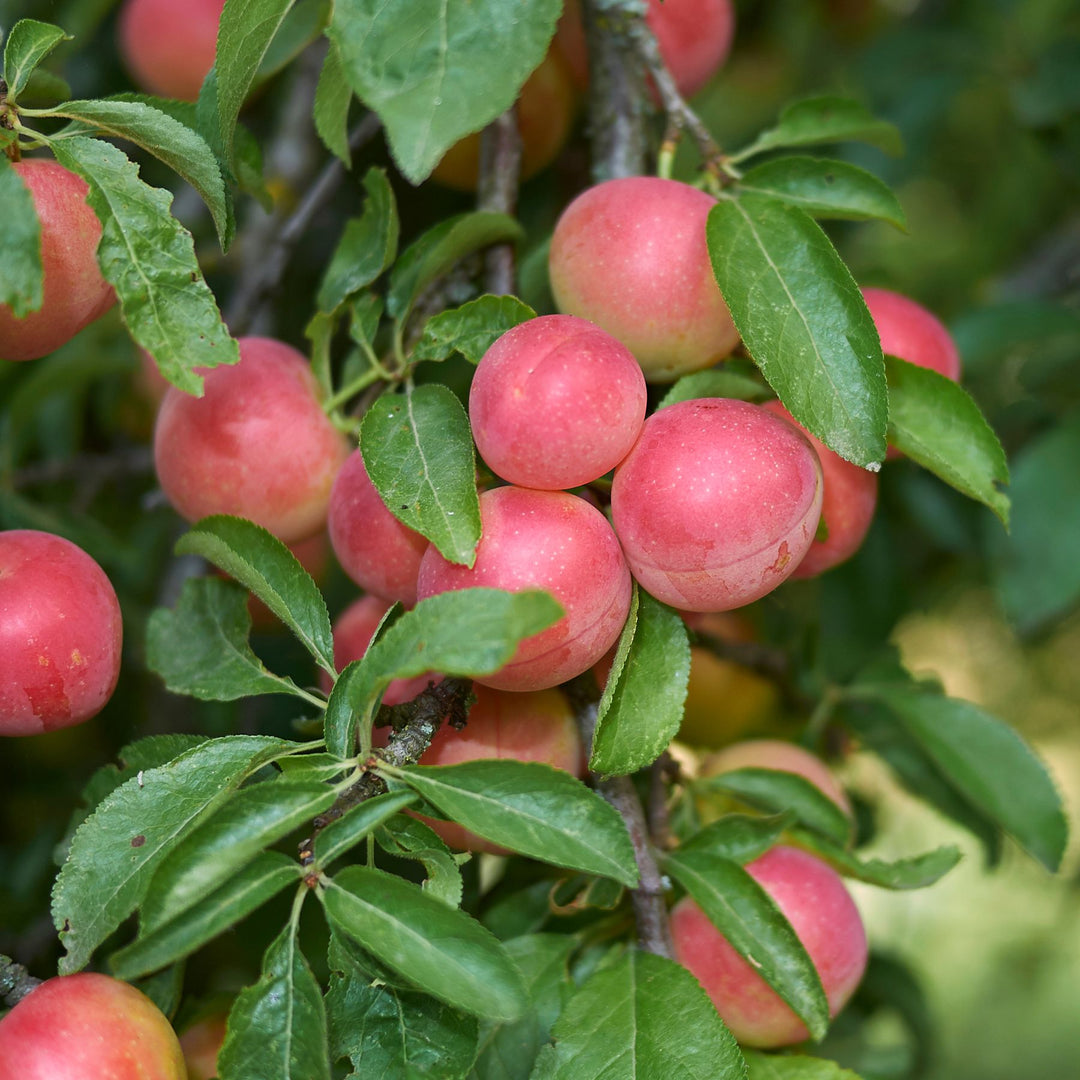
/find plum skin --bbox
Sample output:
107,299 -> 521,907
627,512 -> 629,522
862,287 -> 961,382
154,336 -> 351,544
0,530 -> 123,737
0,160 -> 115,363
670,845 -> 868,1047
417,486 -> 632,692
118,0 -> 224,101
610,399 -> 823,612
469,314 -> 647,489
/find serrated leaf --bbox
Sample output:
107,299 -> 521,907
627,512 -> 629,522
659,366 -> 771,408
328,0 -> 560,183
50,136 -> 237,395
679,813 -> 795,866
530,948 -> 745,1080
314,40 -> 353,164
141,781 -> 335,931
52,736 -> 296,973
215,0 -> 297,166
326,929 -> 480,1079
734,95 -> 903,161
662,849 -> 830,1040
413,294 -> 537,365
218,921 -> 330,1080
591,590 -> 690,776
786,829 -> 961,890
322,865 -> 529,1022
387,212 -> 525,321
147,576 -> 310,702
738,157 -> 906,230
864,686 -> 1067,871
175,515 -> 336,675
325,588 -> 562,758
312,790 -> 418,868
743,1051 -> 863,1079
387,760 -> 639,888
700,769 -> 853,848
886,355 -> 1010,526
3,19 -> 69,100
110,852 -> 299,979
377,814 -> 464,908
360,384 -> 480,564
317,167 -> 399,312
708,193 -> 887,466
0,156 -> 43,318
49,98 -> 229,248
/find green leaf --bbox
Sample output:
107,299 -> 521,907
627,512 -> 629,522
110,852 -> 299,979
886,355 -> 1010,526
312,789 -> 418,868
786,829 -> 961,890
413,294 -> 537,365
662,849 -> 830,1040
52,736 -> 296,973
328,0 -> 560,183
50,136 -> 237,395
377,814 -> 465,908
590,590 -> 690,777
360,384 -> 481,564
314,40 -> 353,164
326,930 -> 480,1079
215,0 -> 297,166
387,212 -> 525,321
707,193 -> 887,467
700,769 -> 853,848
49,98 -> 229,248
0,156 -> 43,319
744,1051 -> 864,1079
738,157 -> 906,230
174,515 -> 336,676
324,588 -> 562,758
679,813 -> 796,866
531,948 -> 745,1080
141,781 -> 335,931
322,865 -> 529,1022
989,414 -> 1080,632
317,167 -> 399,312
658,366 -> 771,409
218,921 -> 330,1080
734,95 -> 903,162
388,760 -> 639,888
3,19 -> 68,101
864,686 -> 1068,871
146,576 -> 312,702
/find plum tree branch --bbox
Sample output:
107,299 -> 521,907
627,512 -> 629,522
0,954 -> 41,1008
477,107 -> 522,295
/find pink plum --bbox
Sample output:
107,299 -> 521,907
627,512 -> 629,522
153,336 -> 351,544
118,0 -> 224,101
0,530 -> 123,736
670,845 -> 868,1047
610,399 -> 823,611
862,287 -> 961,382
549,177 -> 740,381
417,486 -> 632,691
469,314 -> 647,489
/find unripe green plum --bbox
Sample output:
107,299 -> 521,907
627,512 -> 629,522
153,336 -> 351,543
0,160 -> 115,362
549,177 -> 740,381
670,845 -> 867,1047
417,486 -> 632,691
328,449 -> 429,607
761,401 -> 878,578
118,0 -> 224,101
469,314 -> 646,489
0,530 -> 123,736
610,399 -> 823,611
0,972 -> 187,1078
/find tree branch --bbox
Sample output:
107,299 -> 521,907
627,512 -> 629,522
0,954 -> 41,1009
477,107 -> 522,295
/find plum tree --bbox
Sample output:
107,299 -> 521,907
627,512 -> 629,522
761,401 -> 879,578
548,177 -> 740,380
417,486 -> 632,691
153,336 -> 351,544
248,532 -> 330,631
0,530 -> 123,737
117,0 -> 224,101
0,160 -> 115,363
0,972 -> 187,1078
469,314 -> 647,489
670,846 -> 868,1047
610,399 -> 823,611
328,448 -> 430,607
862,286 -> 961,382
